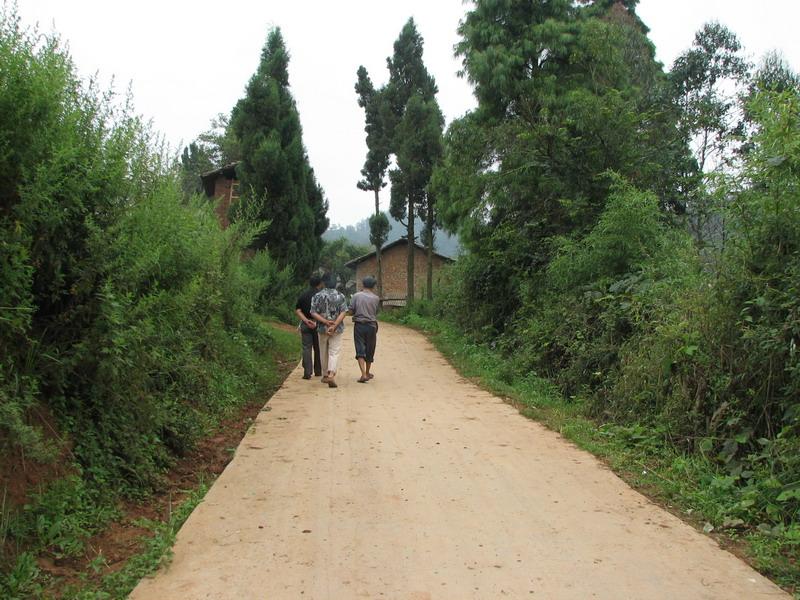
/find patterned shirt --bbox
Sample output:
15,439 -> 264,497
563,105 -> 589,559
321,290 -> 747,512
310,288 -> 348,334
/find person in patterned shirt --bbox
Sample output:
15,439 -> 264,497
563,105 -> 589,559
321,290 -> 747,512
310,273 -> 348,388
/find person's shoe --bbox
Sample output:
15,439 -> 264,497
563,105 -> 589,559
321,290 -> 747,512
328,380 -> 338,388
321,376 -> 330,383
302,374 -> 312,380
357,376 -> 368,383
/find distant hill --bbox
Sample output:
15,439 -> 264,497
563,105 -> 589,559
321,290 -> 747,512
324,217 -> 462,258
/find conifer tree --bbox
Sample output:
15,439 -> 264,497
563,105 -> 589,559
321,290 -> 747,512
384,18 -> 440,302
388,94 -> 443,300
230,28 -> 328,276
434,0 -> 693,328
355,66 -> 391,296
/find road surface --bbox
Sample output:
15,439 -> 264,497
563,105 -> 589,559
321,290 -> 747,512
131,322 -> 787,599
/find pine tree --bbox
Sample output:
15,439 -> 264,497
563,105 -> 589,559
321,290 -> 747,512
230,28 -> 328,276
389,94 -> 443,300
355,66 -> 391,296
179,142 -> 215,197
434,0 -> 694,329
384,18 -> 440,302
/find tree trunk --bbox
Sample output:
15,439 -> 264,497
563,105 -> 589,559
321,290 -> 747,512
373,189 -> 383,299
426,202 -> 434,301
407,197 -> 415,305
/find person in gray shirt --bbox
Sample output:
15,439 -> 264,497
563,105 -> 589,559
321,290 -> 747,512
349,275 -> 380,383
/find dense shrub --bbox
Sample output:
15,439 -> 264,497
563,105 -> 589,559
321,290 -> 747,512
0,8 -> 295,587
424,89 -> 800,537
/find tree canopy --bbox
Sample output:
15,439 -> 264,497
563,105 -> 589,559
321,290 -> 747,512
433,0 -> 696,323
230,28 -> 328,277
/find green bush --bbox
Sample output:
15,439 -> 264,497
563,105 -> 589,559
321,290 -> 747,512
424,89 -> 800,542
242,250 -> 298,322
0,7 -> 296,590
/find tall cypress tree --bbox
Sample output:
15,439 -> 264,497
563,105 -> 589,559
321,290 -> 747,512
231,28 -> 328,276
355,66 -> 391,297
389,94 -> 443,300
384,18 -> 439,302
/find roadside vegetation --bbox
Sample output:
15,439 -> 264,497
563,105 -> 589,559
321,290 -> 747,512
384,1 -> 800,592
4,0 -> 800,596
0,7 -> 310,597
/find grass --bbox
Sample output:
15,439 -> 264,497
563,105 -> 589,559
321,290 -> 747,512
384,310 -> 799,596
60,483 -> 208,600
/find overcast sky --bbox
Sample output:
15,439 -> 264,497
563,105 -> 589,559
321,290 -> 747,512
15,1 -> 800,226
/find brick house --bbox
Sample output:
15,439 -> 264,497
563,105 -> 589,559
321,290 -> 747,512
345,238 -> 453,305
201,163 -> 240,228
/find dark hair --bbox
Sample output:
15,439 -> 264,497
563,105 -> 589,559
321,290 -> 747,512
309,274 -> 322,287
323,273 -> 337,289
362,276 -> 377,289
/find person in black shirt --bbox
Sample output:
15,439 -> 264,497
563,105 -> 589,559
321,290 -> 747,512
295,275 -> 324,379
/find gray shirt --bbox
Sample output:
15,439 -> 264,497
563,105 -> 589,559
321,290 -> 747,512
350,290 -> 380,325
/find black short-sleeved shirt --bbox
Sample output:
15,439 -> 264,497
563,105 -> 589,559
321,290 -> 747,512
296,288 -> 318,319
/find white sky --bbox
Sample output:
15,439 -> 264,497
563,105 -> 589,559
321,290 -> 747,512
14,1 -> 800,226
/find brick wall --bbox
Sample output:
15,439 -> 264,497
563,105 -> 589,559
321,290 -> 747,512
212,177 -> 233,228
355,242 -> 449,301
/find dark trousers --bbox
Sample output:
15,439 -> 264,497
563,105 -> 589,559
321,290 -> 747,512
353,322 -> 378,363
300,323 -> 322,377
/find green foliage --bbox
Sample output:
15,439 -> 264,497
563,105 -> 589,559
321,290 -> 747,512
0,7 -> 300,592
357,18 -> 444,301
230,27 -> 329,277
59,483 -> 208,600
428,8 -> 800,582
8,475 -> 116,561
0,5 -> 150,457
395,306 -> 800,589
368,212 -> 390,250
547,183 -> 668,289
355,66 -> 390,200
318,238 -> 371,284
669,22 -> 750,173
179,142 -> 215,197
384,18 -> 438,120
668,22 -> 751,246
0,552 -> 42,600
436,0 -> 696,329
389,94 -> 444,221
242,250 -> 298,322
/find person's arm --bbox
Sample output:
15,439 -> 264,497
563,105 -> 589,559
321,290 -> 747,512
332,309 -> 347,328
296,308 -> 316,329
327,298 -> 348,333
310,295 -> 333,327
347,294 -> 357,317
327,311 -> 346,335
311,310 -> 334,327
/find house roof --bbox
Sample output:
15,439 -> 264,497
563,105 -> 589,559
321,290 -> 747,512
200,162 -> 239,182
200,162 -> 240,199
344,237 -> 454,268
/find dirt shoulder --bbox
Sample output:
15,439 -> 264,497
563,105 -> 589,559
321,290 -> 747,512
131,322 -> 787,599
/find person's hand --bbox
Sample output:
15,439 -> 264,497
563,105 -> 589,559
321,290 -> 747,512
307,319 -> 317,330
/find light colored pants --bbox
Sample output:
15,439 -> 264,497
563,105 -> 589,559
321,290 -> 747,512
319,331 -> 343,375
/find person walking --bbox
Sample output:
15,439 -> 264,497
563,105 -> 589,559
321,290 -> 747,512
349,275 -> 380,383
295,275 -> 324,380
310,273 -> 348,388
